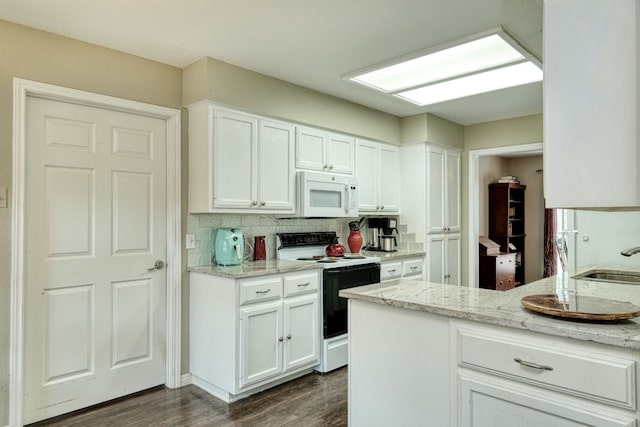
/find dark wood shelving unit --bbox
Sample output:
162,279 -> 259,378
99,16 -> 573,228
488,182 -> 526,286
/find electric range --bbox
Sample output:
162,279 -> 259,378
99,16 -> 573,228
277,232 -> 381,373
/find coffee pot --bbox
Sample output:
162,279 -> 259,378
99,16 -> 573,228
367,217 -> 398,251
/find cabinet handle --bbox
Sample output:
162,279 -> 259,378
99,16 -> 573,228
297,282 -> 310,287
387,269 -> 396,274
278,336 -> 284,342
287,334 -> 292,340
329,164 -> 334,170
410,266 -> 418,271
514,358 -> 553,371
255,289 -> 271,295
260,201 -> 266,206
380,205 -> 384,210
376,205 -> 380,210
251,201 -> 258,206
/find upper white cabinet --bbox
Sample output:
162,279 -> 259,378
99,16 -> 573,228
188,102 -> 295,213
426,144 -> 460,234
355,139 -> 400,214
296,126 -> 355,175
544,0 -> 640,208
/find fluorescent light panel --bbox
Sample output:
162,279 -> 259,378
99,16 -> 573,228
394,62 -> 542,105
347,30 -> 542,106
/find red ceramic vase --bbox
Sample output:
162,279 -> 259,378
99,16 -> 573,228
347,230 -> 363,254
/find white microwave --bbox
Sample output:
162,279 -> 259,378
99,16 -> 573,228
297,171 -> 358,217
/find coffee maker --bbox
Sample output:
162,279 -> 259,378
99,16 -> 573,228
366,217 -> 398,252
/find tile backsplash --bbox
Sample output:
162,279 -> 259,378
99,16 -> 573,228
187,214 -> 353,266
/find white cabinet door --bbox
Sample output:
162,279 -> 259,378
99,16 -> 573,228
356,139 -> 399,214
426,145 -> 446,234
459,370 -> 635,427
295,126 -> 326,172
378,144 -> 399,213
258,119 -> 295,211
544,0 -> 640,209
427,234 -> 459,285
355,140 -> 378,212
326,132 -> 355,174
426,235 -> 445,283
239,301 -> 283,388
445,149 -> 461,233
446,233 -> 461,286
283,294 -> 320,371
213,110 -> 257,209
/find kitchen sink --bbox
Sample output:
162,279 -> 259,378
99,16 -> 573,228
572,269 -> 640,285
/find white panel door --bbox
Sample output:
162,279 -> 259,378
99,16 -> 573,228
24,97 -> 167,423
283,294 -> 319,371
213,110 -> 257,208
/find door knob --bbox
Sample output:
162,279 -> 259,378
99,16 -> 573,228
148,260 -> 165,271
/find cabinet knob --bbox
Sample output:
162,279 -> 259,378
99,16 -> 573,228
380,205 -> 384,210
251,201 -> 258,206
287,334 -> 292,340
329,164 -> 334,170
260,201 -> 266,206
376,205 -> 380,210
278,336 -> 284,342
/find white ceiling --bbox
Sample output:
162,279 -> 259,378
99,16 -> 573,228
0,0 -> 543,125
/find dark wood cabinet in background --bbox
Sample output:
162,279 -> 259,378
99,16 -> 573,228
479,252 -> 516,290
488,182 -> 526,286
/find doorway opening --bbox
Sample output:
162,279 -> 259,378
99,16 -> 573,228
468,142 -> 543,288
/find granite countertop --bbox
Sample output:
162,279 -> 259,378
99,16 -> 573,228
189,259 -> 322,279
340,264 -> 640,349
360,249 -> 426,261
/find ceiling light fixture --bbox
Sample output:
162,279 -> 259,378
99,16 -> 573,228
344,28 -> 542,106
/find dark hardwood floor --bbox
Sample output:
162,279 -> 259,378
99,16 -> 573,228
29,368 -> 347,427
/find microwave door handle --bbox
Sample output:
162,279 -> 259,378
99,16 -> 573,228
344,184 -> 349,214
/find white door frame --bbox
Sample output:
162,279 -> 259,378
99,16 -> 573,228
467,142 -> 543,288
9,78 -> 182,427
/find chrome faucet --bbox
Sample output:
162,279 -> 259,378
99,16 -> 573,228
621,246 -> 640,257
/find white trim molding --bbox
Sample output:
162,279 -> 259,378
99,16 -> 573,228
9,78 -> 182,427
467,142 -> 543,289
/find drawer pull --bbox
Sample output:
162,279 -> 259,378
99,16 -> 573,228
297,282 -> 310,287
514,358 -> 554,371
255,289 -> 271,295
410,266 -> 418,271
388,269 -> 397,274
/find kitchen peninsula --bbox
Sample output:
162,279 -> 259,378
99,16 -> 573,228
341,265 -> 640,426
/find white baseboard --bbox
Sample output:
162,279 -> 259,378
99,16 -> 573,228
181,373 -> 193,387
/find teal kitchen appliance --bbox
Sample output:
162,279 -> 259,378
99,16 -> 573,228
214,228 -> 244,266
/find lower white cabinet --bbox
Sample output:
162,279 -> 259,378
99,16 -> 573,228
456,323 -> 638,427
190,269 -> 321,402
347,300 -> 640,426
426,233 -> 460,285
380,256 -> 425,282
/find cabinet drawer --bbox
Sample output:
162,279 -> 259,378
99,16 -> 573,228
402,258 -> 423,277
457,326 -> 636,409
284,271 -> 319,297
239,276 -> 283,305
380,261 -> 402,280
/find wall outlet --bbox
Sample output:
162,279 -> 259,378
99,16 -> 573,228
0,187 -> 8,208
186,234 -> 196,249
